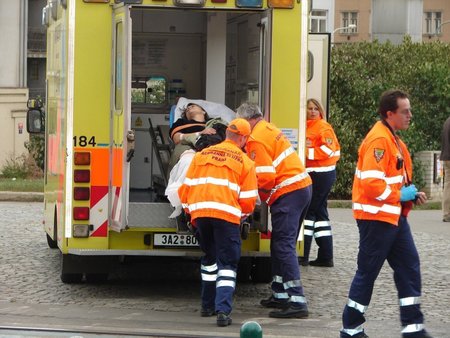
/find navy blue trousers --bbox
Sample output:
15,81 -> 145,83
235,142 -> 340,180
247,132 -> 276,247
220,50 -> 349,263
341,217 -> 424,337
195,217 -> 241,315
303,170 -> 336,261
270,186 -> 312,305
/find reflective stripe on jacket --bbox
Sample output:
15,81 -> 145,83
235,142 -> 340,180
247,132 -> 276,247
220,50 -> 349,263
305,119 -> 340,172
352,121 -> 413,226
178,139 -> 258,225
246,120 -> 311,205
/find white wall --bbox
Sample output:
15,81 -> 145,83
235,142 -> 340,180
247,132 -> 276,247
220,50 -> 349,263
0,0 -> 27,87
0,89 -> 29,168
372,0 -> 423,43
0,0 -> 29,169
0,1 -> 20,87
205,12 -> 226,103
407,0 -> 423,41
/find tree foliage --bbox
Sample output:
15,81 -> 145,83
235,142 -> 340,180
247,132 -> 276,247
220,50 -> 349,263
330,37 -> 450,198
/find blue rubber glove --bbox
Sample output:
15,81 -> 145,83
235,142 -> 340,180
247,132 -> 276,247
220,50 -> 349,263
400,184 -> 418,202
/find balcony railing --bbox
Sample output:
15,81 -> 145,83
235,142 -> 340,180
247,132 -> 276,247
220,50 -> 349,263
28,26 -> 47,53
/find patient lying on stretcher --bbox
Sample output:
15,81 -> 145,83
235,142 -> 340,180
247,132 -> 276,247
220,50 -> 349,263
167,103 -> 216,173
165,98 -> 236,218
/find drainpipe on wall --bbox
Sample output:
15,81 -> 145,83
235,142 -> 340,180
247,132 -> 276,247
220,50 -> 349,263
19,0 -> 28,88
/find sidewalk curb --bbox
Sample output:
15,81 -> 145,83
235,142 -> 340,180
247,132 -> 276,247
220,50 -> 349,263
0,191 -> 43,202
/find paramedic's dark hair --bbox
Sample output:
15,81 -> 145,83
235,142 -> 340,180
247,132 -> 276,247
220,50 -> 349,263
378,90 -> 409,119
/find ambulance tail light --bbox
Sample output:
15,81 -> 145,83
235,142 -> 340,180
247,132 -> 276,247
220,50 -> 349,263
73,207 -> 90,220
74,187 -> 90,201
74,152 -> 91,165
268,0 -> 293,8
74,169 -> 90,183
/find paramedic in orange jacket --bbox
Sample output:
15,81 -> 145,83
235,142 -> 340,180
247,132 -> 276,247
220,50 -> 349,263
340,90 -> 432,338
302,98 -> 340,267
178,118 -> 258,327
236,102 -> 312,319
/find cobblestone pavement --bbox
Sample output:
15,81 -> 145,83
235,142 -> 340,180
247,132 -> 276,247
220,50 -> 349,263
0,202 -> 449,337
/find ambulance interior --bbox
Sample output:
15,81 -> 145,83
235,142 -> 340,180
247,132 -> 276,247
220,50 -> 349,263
127,8 -> 266,228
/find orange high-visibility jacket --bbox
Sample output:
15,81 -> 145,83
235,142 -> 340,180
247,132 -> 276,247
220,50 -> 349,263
352,121 -> 413,226
306,118 -> 340,172
178,139 -> 258,225
246,120 -> 312,206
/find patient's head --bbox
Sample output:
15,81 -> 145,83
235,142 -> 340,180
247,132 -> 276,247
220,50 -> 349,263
182,103 -> 209,122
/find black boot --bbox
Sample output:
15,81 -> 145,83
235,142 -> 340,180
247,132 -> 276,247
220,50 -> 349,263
260,296 -> 288,309
268,303 -> 309,318
309,259 -> 334,267
216,312 -> 232,327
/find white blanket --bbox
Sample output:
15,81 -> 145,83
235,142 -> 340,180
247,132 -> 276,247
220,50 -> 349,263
165,149 -> 196,218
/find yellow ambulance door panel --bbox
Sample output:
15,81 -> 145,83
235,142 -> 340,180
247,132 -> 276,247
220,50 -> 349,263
259,13 -> 271,116
111,5 -> 132,231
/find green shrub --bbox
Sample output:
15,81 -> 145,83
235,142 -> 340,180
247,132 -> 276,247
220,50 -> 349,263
330,37 -> 450,199
25,135 -> 45,171
1,154 -> 31,179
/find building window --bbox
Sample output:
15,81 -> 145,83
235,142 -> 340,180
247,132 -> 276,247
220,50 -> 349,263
341,12 -> 358,33
310,10 -> 327,33
30,60 -> 40,81
424,11 -> 442,35
131,76 -> 167,105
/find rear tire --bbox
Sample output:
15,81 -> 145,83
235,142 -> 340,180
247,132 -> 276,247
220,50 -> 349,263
60,254 -> 112,284
237,257 -> 252,282
61,272 -> 83,284
85,273 -> 109,283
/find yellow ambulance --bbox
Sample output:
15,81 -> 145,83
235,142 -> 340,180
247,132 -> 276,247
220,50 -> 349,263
28,0 -> 309,283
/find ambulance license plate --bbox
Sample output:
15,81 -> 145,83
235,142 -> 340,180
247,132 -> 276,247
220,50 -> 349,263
154,233 -> 199,247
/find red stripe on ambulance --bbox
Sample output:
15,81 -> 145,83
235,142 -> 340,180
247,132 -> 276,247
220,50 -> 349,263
90,186 -> 108,237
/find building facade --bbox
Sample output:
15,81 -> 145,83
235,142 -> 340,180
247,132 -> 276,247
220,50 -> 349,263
333,0 -> 372,44
0,0 -> 29,169
27,0 -> 46,100
423,0 -> 450,42
0,0 -> 46,170
311,0 -> 450,44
